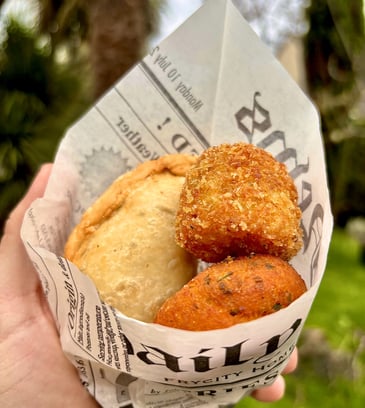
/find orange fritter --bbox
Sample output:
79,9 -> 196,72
175,142 -> 303,263
154,254 -> 307,331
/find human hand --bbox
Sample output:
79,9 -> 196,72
251,347 -> 298,402
0,164 -> 100,408
0,163 -> 298,407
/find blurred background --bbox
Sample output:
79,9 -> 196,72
0,0 -> 364,406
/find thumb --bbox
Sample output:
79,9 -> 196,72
5,163 -> 53,234
0,164 -> 53,295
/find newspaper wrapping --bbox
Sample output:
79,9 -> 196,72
21,1 -> 333,407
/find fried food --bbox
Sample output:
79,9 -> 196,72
154,254 -> 307,331
175,142 -> 303,263
64,154 -> 198,323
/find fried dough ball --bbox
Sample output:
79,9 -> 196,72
64,154 -> 198,323
154,254 -> 307,331
175,143 -> 303,263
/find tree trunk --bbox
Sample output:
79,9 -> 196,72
88,0 -> 152,99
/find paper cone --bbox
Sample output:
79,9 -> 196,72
21,1 -> 333,407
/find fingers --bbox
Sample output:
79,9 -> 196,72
251,375 -> 285,402
3,163 -> 53,234
282,347 -> 298,375
251,348 -> 298,402
0,164 -> 53,296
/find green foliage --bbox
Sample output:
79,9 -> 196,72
0,17 -> 91,233
306,228 -> 365,344
304,0 -> 364,93
235,228 -> 365,408
303,0 -> 365,224
327,0 -> 365,58
332,137 -> 365,226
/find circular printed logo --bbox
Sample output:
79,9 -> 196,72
80,147 -> 131,198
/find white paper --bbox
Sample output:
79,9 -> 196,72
21,1 -> 333,407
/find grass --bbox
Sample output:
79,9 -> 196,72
306,228 -> 365,344
236,227 -> 365,408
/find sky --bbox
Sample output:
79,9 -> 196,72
2,0 -> 364,56
0,0 -> 38,27
0,0 -> 203,43
152,0 -> 308,54
151,0 -> 203,46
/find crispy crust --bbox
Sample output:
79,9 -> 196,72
175,143 -> 303,263
65,154 -> 197,260
64,154 -> 198,322
154,254 -> 307,331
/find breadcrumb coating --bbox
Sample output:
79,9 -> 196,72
175,143 -> 303,263
154,254 -> 307,331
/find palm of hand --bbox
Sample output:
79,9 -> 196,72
0,164 -> 99,408
0,164 -> 297,407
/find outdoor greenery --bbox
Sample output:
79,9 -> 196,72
1,0 -> 365,407
238,227 -> 365,408
0,16 -> 91,232
0,0 -> 162,233
1,0 -> 364,230
304,0 -> 365,226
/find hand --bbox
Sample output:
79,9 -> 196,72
251,347 -> 298,402
0,164 -> 100,408
0,164 -> 298,407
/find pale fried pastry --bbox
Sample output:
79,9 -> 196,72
154,254 -> 307,331
175,143 -> 303,263
65,154 -> 198,322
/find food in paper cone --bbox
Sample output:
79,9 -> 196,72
154,254 -> 307,331
64,154 -> 198,322
175,142 -> 303,263
65,142 -> 305,326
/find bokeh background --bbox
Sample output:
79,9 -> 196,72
1,1 -> 364,406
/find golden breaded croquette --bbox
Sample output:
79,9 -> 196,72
175,142 -> 303,263
154,254 -> 307,331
